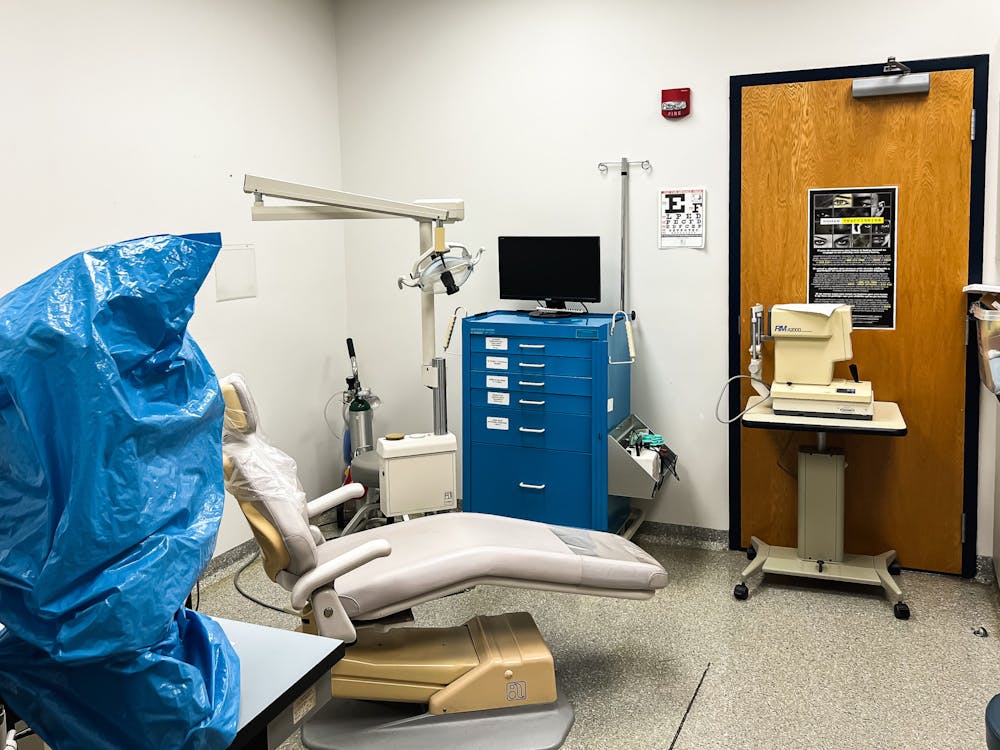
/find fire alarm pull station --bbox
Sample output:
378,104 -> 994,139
661,88 -> 691,119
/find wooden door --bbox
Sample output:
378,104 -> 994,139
733,62 -> 985,575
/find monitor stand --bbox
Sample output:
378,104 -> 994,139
529,301 -> 577,319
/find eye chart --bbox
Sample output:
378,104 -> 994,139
658,188 -> 706,249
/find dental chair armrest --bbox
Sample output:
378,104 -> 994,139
290,539 -> 392,610
306,482 -> 366,519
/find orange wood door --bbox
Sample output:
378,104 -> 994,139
739,69 -> 975,574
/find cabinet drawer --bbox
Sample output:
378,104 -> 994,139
470,353 -> 591,377
470,406 -> 592,453
467,371 -> 592,397
469,388 -> 591,416
468,444 -> 591,528
470,335 -> 593,359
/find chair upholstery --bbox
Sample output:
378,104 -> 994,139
314,513 -> 667,620
220,373 -> 668,628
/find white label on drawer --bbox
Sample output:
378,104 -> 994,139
608,397 -> 614,413
486,375 -> 508,389
293,685 -> 317,724
485,336 -> 508,351
487,391 -> 510,406
486,356 -> 508,370
486,416 -> 509,431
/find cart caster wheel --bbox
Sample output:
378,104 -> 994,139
888,561 -> 901,576
893,602 -> 910,620
746,546 -> 757,561
734,583 -> 749,601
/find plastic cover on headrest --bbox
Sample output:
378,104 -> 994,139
219,373 -> 317,576
220,372 -> 258,436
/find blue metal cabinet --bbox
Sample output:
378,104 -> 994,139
461,311 -> 631,532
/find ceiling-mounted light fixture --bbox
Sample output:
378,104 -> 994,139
852,56 -> 930,98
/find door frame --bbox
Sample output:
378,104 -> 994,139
727,55 -> 989,577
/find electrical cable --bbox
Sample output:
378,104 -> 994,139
232,551 -> 300,616
715,375 -> 771,424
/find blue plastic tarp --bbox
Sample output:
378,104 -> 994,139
0,234 -> 239,749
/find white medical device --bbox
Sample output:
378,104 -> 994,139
766,303 -> 873,420
377,433 -> 458,516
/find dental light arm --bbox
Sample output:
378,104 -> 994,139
244,175 -> 484,435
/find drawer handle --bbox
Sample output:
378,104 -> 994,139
519,399 -> 546,405
519,344 -> 545,349
519,362 -> 545,369
518,380 -> 545,387
519,427 -> 546,434
519,482 -> 546,490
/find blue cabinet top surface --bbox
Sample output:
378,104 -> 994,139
464,310 -> 614,338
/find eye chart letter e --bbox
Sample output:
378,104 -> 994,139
659,188 -> 706,249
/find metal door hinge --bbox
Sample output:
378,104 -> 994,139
972,109 -> 977,141
961,512 -> 967,543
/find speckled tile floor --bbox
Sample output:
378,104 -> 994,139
198,541 -> 1000,750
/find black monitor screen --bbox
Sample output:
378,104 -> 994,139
497,236 -> 601,304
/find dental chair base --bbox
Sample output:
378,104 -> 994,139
300,611 -> 572,750
330,612 -> 556,712
302,694 -> 573,750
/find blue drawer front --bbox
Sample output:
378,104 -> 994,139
470,353 -> 590,377
470,406 -> 592,453
467,371 -> 592,397
469,388 -> 591,416
469,336 -> 593,359
468,444 -> 592,528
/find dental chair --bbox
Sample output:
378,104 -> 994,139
220,374 -> 667,750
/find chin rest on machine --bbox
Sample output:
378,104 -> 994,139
220,374 -> 667,749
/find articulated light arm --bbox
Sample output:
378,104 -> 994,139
242,174 -> 476,435
244,175 -> 463,222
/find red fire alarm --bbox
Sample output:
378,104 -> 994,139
661,88 -> 691,119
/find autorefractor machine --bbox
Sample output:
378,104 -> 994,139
735,303 -> 908,618
220,373 -> 667,750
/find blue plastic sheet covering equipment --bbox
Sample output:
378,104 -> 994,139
0,234 -> 240,749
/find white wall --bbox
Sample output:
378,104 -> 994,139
0,0 -> 347,555
332,0 -> 1000,552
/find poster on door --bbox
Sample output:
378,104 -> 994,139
659,188 -> 706,248
807,186 -> 897,329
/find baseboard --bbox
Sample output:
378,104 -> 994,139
977,555 -> 996,586
634,520 -> 729,550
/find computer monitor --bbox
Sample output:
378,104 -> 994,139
498,236 -> 600,317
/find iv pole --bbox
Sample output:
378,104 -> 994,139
598,157 -> 651,317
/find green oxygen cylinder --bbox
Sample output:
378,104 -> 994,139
346,338 -> 374,457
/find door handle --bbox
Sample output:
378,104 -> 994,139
519,344 -> 545,349
519,482 -> 546,490
518,380 -> 544,387
519,399 -> 546,405
519,427 -> 546,434
519,362 -> 545,368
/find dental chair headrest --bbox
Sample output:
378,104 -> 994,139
220,373 -> 258,436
